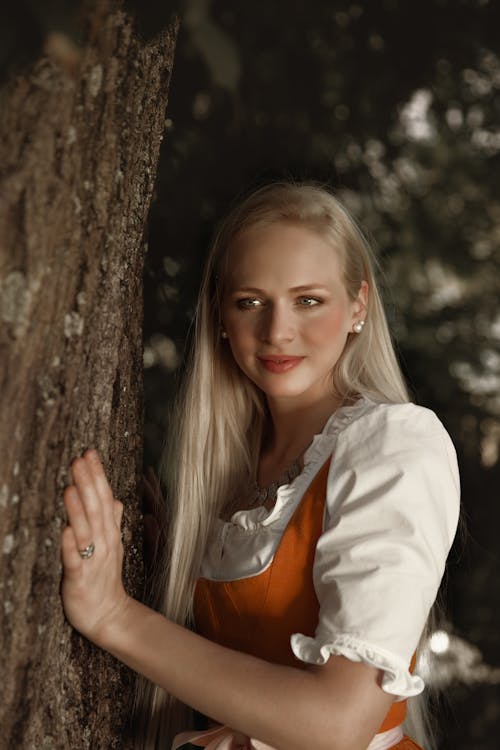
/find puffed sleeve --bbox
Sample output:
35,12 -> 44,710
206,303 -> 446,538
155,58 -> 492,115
290,403 -> 460,699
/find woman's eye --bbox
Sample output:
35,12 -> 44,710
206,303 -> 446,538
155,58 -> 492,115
235,296 -> 322,309
298,296 -> 321,307
236,298 -> 262,309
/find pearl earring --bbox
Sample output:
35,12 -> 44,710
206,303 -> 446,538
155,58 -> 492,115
221,330 -> 228,339
353,320 -> 365,334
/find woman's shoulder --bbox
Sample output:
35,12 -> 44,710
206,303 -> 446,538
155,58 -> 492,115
323,397 -> 460,538
337,397 -> 452,438
306,397 -> 456,468
328,397 -> 458,469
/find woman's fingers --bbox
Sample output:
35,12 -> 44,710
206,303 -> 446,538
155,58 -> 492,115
70,454 -> 105,540
69,449 -> 121,542
84,449 -> 120,535
84,449 -> 114,504
63,484 -> 94,553
61,524 -> 84,573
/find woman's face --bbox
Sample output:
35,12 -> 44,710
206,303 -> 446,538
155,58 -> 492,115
221,221 -> 367,406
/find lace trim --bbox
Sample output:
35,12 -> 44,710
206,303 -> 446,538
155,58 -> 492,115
225,396 -> 376,532
290,632 -> 424,699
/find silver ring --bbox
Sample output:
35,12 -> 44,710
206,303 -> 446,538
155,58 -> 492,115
79,542 -> 95,559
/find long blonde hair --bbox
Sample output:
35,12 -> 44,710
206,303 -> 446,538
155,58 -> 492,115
135,182 -> 435,747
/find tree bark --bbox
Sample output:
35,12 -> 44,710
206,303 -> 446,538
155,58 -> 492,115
0,3 -> 177,747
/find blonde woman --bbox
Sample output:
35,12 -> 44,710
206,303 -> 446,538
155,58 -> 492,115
61,183 -> 460,750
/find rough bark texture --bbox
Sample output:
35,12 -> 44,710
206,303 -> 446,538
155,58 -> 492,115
0,3 -> 177,747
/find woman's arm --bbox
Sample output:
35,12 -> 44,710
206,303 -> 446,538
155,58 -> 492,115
61,450 -> 394,750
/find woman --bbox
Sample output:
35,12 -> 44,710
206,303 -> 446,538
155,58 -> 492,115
61,182 -> 460,750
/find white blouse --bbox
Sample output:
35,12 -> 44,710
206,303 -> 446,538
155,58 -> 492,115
199,397 -> 460,699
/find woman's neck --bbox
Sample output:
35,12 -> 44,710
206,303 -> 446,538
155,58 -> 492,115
262,392 -> 346,467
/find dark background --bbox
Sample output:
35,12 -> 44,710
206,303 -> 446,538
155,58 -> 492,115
3,1 -> 499,748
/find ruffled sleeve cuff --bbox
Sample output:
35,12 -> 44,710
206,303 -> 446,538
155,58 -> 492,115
290,632 -> 424,699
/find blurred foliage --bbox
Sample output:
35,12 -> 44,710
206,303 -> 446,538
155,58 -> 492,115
2,1 -> 499,747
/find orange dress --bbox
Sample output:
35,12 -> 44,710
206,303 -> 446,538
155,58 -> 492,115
189,457 -> 424,750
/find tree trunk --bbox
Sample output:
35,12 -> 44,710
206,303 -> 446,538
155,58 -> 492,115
0,3 -> 177,747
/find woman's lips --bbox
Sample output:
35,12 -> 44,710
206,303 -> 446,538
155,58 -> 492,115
257,356 -> 304,373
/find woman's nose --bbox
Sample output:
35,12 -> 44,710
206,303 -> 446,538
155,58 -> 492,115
258,303 -> 294,344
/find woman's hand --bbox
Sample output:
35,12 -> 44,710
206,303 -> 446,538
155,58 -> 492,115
61,448 -> 130,645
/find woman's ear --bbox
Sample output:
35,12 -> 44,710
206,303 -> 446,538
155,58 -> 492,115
354,280 -> 369,317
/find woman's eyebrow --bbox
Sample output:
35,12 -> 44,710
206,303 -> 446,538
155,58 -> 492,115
229,284 -> 331,293
290,284 -> 331,292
